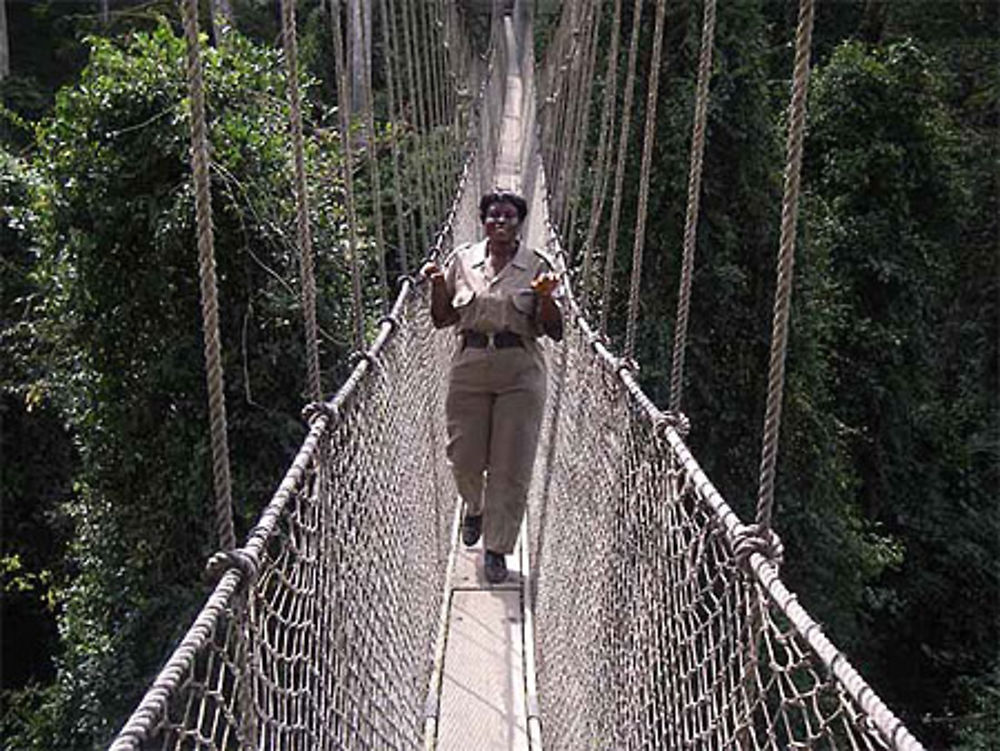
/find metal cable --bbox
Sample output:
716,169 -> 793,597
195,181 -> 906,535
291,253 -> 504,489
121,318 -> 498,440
331,0 -> 365,352
599,0 -> 644,338
281,0 -> 322,401
180,0 -> 235,552
668,0 -> 717,415
755,0 -> 816,533
623,0 -> 668,362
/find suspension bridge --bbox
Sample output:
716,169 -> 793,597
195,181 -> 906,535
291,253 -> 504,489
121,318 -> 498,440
110,1 -> 927,749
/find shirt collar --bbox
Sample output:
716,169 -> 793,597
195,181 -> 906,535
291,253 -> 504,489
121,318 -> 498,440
472,239 -> 528,269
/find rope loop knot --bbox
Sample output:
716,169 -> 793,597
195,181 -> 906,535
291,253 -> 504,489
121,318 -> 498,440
378,313 -> 402,333
302,401 -> 338,426
205,547 -> 259,586
653,410 -> 691,439
732,523 -> 784,570
616,356 -> 640,376
349,350 -> 380,372
397,272 -> 420,291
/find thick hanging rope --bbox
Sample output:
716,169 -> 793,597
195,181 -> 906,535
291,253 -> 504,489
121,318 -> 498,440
280,0 -> 322,401
668,0 -> 717,415
180,0 -> 235,552
379,0 -> 411,275
554,1 -> 597,237
755,0 -> 816,534
359,11 -> 389,311
331,0 -> 365,351
579,0 -> 623,313
419,0 -> 445,218
399,0 -> 431,249
562,0 -> 602,263
623,0 -> 668,361
599,0 -> 644,337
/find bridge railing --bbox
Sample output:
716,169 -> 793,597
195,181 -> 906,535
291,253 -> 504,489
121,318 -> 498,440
523,2 -> 924,745
108,6 -> 508,749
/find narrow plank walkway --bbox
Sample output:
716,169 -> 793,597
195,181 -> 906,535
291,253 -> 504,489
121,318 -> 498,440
432,13 -> 540,751
436,536 -> 530,750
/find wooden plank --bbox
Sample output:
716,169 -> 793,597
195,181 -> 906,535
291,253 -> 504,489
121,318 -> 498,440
436,588 -> 529,751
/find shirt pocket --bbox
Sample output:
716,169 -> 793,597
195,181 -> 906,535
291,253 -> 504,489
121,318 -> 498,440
511,289 -> 537,316
509,289 -> 538,334
453,289 -> 475,309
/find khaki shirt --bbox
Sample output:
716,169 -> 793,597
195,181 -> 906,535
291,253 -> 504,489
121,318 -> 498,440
443,239 -> 561,338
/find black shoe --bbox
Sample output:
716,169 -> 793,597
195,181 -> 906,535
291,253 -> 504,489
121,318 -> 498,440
462,514 -> 482,546
484,551 -> 508,584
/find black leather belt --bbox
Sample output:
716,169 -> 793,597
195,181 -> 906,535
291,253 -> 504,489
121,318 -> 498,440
461,330 -> 524,350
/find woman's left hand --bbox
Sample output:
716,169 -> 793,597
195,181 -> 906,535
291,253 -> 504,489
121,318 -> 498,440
531,272 -> 560,299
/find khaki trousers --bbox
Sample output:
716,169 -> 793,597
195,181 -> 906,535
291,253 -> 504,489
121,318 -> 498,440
445,342 -> 547,554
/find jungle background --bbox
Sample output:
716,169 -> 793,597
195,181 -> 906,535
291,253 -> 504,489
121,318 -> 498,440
1,1 -> 997,749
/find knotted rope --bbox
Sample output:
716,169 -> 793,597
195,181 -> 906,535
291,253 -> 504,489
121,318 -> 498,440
180,0 -> 235,552
623,0 -> 668,362
755,0 -> 815,534
668,0 -> 717,415
599,0 -> 643,338
280,0 -> 322,402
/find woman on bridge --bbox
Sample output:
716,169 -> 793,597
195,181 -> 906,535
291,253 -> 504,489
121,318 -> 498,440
422,191 -> 563,583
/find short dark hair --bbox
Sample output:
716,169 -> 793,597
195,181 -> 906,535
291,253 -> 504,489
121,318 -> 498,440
479,191 -> 528,223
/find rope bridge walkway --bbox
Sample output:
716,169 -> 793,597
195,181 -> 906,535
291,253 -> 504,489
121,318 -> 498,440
111,1 -> 925,749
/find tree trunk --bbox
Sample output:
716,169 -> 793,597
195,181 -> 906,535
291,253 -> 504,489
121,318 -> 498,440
209,0 -> 235,44
100,0 -> 110,26
1,0 -> 9,80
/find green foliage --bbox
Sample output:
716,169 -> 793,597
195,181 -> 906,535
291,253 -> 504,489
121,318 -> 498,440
2,22 -> 351,748
803,38 -> 998,743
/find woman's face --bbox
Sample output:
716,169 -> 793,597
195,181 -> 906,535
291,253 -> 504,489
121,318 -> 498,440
483,200 -> 521,244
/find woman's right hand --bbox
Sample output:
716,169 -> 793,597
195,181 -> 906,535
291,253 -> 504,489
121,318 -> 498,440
421,261 -> 445,284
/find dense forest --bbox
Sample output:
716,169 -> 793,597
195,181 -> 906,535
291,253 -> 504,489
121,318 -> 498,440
1,1 -> 997,749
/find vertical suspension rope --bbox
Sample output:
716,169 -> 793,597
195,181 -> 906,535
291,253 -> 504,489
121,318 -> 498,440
599,0 -> 644,338
622,0 -> 668,362
579,0 -> 623,313
331,0 -> 365,351
399,0 -> 431,249
668,0 -> 717,415
380,0 -> 411,274
280,0 -> 322,401
755,0 -> 816,533
562,0 -> 602,263
417,0 -> 445,217
550,11 -> 580,213
554,2 -> 595,234
541,12 -> 573,194
360,8 -> 389,311
180,0 -> 235,551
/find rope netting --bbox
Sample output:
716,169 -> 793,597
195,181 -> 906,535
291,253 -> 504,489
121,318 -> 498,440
112,2 -> 926,750
527,2 -> 923,749
109,4 -> 499,748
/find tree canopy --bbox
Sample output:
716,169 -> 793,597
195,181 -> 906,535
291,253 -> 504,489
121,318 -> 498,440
1,1 -> 997,749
